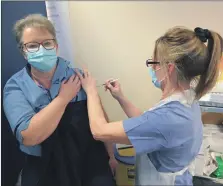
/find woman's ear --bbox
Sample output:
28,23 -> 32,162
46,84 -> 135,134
168,63 -> 175,75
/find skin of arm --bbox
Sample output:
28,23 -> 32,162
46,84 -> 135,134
76,69 -> 131,144
87,90 -> 131,144
22,74 -> 80,146
105,81 -> 142,118
100,99 -> 116,159
116,96 -> 142,118
22,97 -> 68,146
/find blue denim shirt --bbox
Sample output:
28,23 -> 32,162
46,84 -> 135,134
3,57 -> 87,156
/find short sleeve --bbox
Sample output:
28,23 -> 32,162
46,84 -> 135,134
74,68 -> 87,101
123,109 -> 169,155
3,79 -> 35,144
67,68 -> 87,102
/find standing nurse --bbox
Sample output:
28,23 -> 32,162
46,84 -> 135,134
76,27 -> 223,186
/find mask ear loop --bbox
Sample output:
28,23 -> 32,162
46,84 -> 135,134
154,66 -> 167,83
157,63 -> 178,99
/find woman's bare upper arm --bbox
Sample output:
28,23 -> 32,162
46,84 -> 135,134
95,121 -> 132,145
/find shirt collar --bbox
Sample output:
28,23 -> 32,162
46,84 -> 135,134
150,89 -> 196,111
26,57 -> 71,84
52,57 -> 70,83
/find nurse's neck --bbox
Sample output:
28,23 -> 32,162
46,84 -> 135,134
161,81 -> 190,100
31,66 -> 57,89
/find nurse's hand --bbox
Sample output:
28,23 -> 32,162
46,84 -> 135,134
75,69 -> 97,93
109,157 -> 119,176
58,74 -> 81,104
104,80 -> 124,100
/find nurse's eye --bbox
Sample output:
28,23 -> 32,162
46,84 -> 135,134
25,42 -> 39,52
43,40 -> 55,50
27,43 -> 39,48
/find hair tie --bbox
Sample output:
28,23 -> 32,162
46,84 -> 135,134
194,27 -> 211,42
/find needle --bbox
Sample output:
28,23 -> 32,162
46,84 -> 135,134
102,78 -> 119,86
96,78 -> 119,87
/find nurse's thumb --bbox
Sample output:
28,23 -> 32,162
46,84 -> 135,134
107,83 -> 114,92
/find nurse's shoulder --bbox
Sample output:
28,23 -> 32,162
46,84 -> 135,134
4,67 -> 28,93
62,58 -> 87,102
150,101 -> 202,147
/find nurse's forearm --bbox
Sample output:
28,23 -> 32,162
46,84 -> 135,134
21,97 -> 67,146
86,89 -> 131,144
104,142 -> 115,159
86,90 -> 108,138
117,96 -> 142,118
101,103 -> 115,159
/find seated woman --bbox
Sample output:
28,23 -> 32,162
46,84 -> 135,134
3,14 -> 117,186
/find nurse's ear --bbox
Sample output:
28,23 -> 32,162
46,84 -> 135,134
167,63 -> 176,76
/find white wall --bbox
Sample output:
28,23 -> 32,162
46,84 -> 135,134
68,1 -> 223,121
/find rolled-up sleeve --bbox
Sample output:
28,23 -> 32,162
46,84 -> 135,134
123,110 -> 168,155
3,79 -> 35,144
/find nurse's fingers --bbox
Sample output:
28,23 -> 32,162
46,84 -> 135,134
76,79 -> 81,87
61,79 -> 67,84
105,78 -> 114,84
83,68 -> 90,78
67,74 -> 76,83
106,82 -> 114,91
75,70 -> 84,80
73,75 -> 80,84
104,85 -> 108,91
105,79 -> 119,87
110,80 -> 119,87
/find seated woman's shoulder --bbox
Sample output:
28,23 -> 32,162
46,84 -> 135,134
4,67 -> 27,89
59,57 -> 81,73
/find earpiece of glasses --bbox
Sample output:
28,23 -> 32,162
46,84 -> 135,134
146,59 -> 160,67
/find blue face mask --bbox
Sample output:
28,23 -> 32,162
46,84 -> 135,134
26,46 -> 58,72
148,67 -> 161,88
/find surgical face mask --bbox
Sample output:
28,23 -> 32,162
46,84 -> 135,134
26,46 -> 57,72
148,67 -> 164,89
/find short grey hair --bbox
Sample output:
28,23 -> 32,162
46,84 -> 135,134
13,14 -> 57,45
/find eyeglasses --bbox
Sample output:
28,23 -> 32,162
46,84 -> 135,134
22,39 -> 56,53
146,59 -> 160,67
